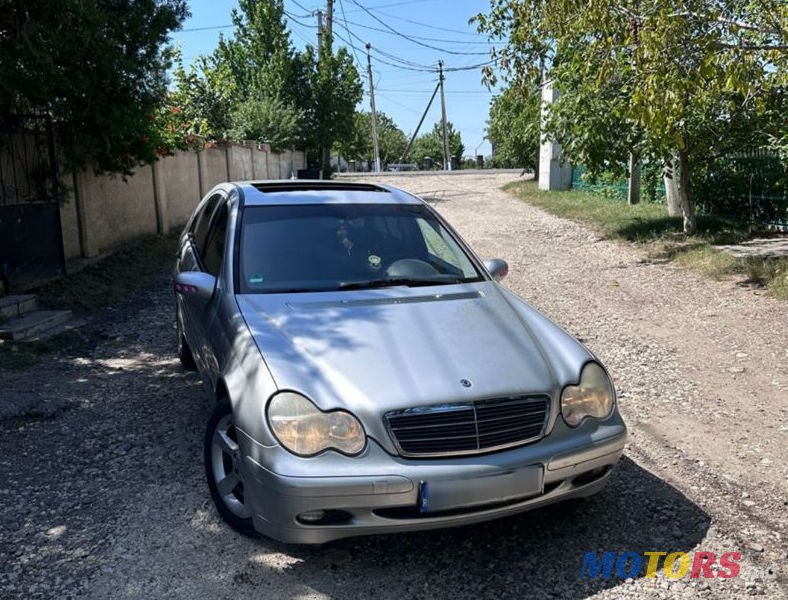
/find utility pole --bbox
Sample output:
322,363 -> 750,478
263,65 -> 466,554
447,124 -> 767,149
322,1 -> 334,172
366,43 -> 381,173
326,0 -> 333,48
438,60 -> 451,171
316,10 -> 324,48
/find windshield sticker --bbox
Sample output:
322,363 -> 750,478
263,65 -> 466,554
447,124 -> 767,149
249,274 -> 264,284
368,255 -> 382,269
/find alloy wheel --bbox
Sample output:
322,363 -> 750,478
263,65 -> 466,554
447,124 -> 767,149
209,414 -> 251,519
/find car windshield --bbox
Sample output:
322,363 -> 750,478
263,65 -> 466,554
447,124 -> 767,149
238,203 -> 484,293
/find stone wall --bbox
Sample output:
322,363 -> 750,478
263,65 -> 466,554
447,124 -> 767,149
58,142 -> 306,260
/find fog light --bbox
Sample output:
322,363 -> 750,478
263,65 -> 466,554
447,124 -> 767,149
298,510 -> 326,523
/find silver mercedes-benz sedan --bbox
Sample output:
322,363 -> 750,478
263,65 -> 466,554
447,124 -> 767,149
174,180 -> 627,544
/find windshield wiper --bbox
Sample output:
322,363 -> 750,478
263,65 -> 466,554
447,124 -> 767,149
259,286 -> 339,294
337,277 -> 460,291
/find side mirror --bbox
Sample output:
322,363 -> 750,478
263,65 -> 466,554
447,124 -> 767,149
174,271 -> 217,302
484,258 -> 509,282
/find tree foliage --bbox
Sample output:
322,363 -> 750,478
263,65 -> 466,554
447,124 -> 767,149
338,111 -> 408,166
476,0 -> 787,233
168,0 -> 361,163
0,0 -> 189,174
167,52 -> 235,143
303,41 -> 363,170
216,0 -> 306,108
487,85 -> 540,169
227,96 -> 302,151
409,122 -> 465,167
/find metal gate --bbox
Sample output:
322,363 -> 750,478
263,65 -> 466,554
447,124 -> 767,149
0,114 -> 65,291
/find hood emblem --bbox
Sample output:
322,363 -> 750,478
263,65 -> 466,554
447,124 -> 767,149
460,379 -> 472,388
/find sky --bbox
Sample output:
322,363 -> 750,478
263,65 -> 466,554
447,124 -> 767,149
170,0 -> 501,157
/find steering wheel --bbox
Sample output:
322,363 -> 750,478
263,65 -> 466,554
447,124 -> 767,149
386,258 -> 440,278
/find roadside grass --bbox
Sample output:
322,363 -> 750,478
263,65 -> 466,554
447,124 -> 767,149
0,232 -> 179,370
504,180 -> 788,300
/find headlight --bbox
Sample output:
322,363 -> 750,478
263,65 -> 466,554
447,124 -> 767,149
266,392 -> 366,456
561,362 -> 615,427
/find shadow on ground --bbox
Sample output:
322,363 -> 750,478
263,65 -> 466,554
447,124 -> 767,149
615,215 -> 748,245
249,457 -> 711,599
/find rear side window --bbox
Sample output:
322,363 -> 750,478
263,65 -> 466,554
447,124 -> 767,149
192,193 -> 222,253
202,203 -> 229,276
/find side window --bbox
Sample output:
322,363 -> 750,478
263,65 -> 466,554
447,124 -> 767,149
202,203 -> 229,276
192,194 -> 222,254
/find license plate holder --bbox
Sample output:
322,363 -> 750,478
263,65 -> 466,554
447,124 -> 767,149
419,465 -> 544,513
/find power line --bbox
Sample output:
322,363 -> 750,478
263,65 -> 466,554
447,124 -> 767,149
344,0 -> 433,14
346,0 -> 490,56
178,24 -> 232,33
290,25 -> 314,46
373,47 -> 435,69
330,18 -> 432,69
375,89 -> 494,94
339,16 -> 495,46
373,10 -> 484,37
336,28 -> 497,74
372,92 -> 427,115
444,60 -> 497,72
289,0 -> 316,16
178,2 -> 317,33
332,29 -> 434,71
284,10 -> 319,29
364,53 -> 435,72
336,0 -> 364,68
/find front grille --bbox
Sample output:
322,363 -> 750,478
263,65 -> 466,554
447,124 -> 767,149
384,396 -> 550,458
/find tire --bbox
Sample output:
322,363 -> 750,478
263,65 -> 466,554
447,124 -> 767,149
176,307 -> 197,371
204,398 -> 257,536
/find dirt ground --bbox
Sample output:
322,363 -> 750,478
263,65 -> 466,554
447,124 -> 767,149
1,171 -> 786,599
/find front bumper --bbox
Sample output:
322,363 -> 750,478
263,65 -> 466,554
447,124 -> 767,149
238,414 -> 627,544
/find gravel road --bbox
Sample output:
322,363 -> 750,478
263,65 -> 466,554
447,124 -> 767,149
1,171 -> 786,599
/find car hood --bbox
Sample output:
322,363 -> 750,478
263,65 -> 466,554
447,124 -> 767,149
236,283 -> 590,424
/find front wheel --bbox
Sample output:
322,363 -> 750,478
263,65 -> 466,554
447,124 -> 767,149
204,398 -> 257,536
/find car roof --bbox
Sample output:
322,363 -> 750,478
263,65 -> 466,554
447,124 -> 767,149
235,180 -> 424,206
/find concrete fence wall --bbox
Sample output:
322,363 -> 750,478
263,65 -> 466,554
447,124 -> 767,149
59,142 -> 306,260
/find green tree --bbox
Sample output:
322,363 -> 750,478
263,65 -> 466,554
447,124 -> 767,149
165,52 -> 236,142
170,0 -> 361,169
409,122 -> 465,167
0,0 -> 189,174
227,96 -> 302,151
338,111 -> 408,167
213,0 -> 308,111
487,85 -> 540,170
475,0 -> 788,233
302,40 -> 363,171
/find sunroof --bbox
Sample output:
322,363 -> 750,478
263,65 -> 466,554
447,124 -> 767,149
252,182 -> 385,193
